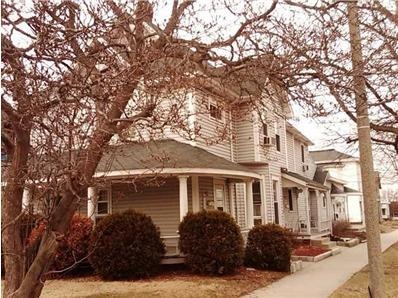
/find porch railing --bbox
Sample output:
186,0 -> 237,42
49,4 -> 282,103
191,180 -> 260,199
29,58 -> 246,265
161,235 -> 180,256
161,229 -> 250,257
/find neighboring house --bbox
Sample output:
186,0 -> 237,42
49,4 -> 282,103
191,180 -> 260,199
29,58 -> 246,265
281,124 -> 332,238
310,149 -> 365,225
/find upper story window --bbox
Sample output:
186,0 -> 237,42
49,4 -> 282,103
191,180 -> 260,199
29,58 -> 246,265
209,101 -> 223,121
262,123 -> 271,145
275,134 -> 281,152
301,145 -> 305,162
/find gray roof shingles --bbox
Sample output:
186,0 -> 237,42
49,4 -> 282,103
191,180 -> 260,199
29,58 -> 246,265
281,168 -> 329,190
310,149 -> 355,163
96,139 -> 257,174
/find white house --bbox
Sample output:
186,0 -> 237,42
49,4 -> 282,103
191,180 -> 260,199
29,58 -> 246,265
310,149 -> 365,225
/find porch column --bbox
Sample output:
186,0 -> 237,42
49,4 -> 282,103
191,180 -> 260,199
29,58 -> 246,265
87,186 -> 97,221
304,189 -> 310,234
179,175 -> 189,221
229,183 -> 236,220
192,176 -> 200,212
246,180 -> 254,229
316,190 -> 321,231
260,177 -> 267,223
22,186 -> 31,211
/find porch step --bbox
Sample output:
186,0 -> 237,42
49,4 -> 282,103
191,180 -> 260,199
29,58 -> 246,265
311,237 -> 336,249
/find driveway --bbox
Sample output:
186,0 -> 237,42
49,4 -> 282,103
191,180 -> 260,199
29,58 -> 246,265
244,230 -> 398,298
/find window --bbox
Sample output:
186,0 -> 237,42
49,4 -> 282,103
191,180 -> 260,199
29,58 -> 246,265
214,184 -> 225,211
288,189 -> 294,211
262,123 -> 271,145
322,193 -> 326,208
301,145 -> 305,163
253,181 -> 262,225
382,208 -> 386,216
272,180 -> 279,224
209,102 -> 222,120
275,134 -> 281,151
263,124 -> 268,137
96,189 -> 110,221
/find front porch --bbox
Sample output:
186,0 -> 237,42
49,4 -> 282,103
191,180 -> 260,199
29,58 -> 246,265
281,169 -> 332,238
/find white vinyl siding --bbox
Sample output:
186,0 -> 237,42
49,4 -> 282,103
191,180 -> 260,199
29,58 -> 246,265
282,188 -> 299,231
111,178 -> 188,236
234,106 -> 255,163
193,92 -> 233,160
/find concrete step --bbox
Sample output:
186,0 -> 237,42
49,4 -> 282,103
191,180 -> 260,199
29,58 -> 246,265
320,241 -> 337,249
311,237 -> 330,246
331,247 -> 342,255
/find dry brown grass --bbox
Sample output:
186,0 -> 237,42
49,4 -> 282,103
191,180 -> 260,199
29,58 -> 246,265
40,267 -> 287,298
330,242 -> 398,298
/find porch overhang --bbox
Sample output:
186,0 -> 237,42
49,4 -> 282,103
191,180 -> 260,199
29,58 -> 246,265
95,139 -> 261,180
94,167 -> 261,180
281,169 -> 329,191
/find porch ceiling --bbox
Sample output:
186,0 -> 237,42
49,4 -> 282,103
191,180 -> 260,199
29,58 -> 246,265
94,139 -> 260,179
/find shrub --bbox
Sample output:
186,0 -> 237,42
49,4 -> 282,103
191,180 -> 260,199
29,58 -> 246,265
52,215 -> 93,274
178,210 -> 244,275
244,224 -> 293,272
332,220 -> 351,237
89,209 -> 165,280
27,214 -> 93,276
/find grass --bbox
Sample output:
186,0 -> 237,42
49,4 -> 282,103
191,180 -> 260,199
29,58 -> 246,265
330,242 -> 398,298
40,266 -> 287,298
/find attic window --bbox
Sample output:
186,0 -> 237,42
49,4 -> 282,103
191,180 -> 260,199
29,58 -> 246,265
209,102 -> 222,120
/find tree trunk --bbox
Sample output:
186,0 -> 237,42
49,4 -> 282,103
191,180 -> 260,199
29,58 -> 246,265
347,2 -> 385,297
2,131 -> 30,297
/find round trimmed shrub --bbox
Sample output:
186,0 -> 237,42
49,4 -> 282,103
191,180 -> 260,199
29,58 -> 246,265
244,224 -> 293,272
178,210 -> 244,275
89,209 -> 165,280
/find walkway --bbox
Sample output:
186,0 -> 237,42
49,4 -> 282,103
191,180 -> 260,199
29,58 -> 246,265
244,230 -> 398,298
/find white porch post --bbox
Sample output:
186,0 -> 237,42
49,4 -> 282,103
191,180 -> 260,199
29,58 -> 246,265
22,187 -> 31,211
260,177 -> 267,224
229,183 -> 236,220
179,175 -> 189,221
304,188 -> 311,234
316,190 -> 321,231
87,186 -> 97,221
246,180 -> 254,229
192,176 -> 200,213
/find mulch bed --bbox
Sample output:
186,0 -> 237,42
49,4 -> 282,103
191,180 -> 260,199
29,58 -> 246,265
293,246 -> 330,257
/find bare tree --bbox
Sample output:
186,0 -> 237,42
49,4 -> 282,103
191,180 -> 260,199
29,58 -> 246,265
271,0 -> 398,155
1,1 -> 282,297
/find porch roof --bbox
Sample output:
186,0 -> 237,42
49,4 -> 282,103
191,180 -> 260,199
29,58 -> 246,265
94,139 -> 260,179
331,184 -> 360,194
281,168 -> 329,191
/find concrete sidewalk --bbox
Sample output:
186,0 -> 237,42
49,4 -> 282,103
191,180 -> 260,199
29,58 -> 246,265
244,229 -> 398,298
